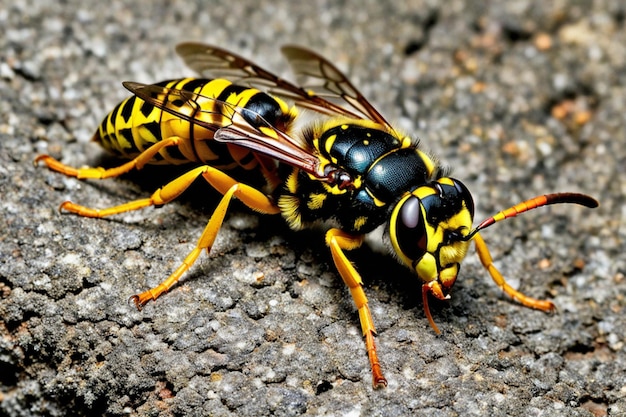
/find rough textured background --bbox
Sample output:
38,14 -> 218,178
1,0 -> 624,416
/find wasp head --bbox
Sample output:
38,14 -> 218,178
388,177 -> 474,332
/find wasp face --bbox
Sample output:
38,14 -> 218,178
389,178 -> 475,300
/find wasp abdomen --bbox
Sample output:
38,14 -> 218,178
94,78 -> 295,170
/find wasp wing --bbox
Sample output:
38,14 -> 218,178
280,46 -> 393,129
123,81 -> 324,178
176,43 -> 285,91
176,42 -> 366,120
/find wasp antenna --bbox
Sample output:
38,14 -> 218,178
463,192 -> 598,241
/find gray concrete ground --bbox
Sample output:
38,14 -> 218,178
1,0 -> 624,416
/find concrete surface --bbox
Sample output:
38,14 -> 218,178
1,0 -> 624,416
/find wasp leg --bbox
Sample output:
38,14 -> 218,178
473,232 -> 555,312
57,163 -> 280,218
34,136 -> 183,179
47,163 -> 279,306
325,228 -> 387,388
131,176 -> 279,307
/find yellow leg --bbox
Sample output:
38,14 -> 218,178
34,136 -> 182,179
57,164 -> 280,218
325,228 -> 387,388
131,179 -> 278,307
473,232 -> 555,312
41,156 -> 280,307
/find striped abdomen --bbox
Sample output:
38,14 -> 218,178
94,78 -> 296,171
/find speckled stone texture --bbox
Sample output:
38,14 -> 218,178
0,1 -> 623,416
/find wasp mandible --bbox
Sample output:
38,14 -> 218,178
36,43 -> 598,387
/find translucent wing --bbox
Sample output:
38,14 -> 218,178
123,81 -> 324,178
280,45 -> 392,128
176,42 -> 388,124
176,43 -> 288,91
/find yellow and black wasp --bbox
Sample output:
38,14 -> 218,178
36,43 -> 598,387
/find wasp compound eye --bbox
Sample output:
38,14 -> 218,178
397,195 -> 428,258
400,194 -> 421,229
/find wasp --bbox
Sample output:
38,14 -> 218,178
36,43 -> 598,387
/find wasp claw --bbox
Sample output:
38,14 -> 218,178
33,154 -> 48,167
128,294 -> 146,311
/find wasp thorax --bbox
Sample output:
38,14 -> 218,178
389,177 -> 475,297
